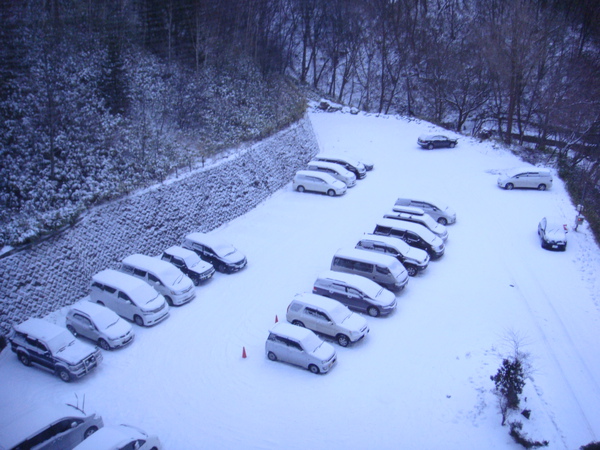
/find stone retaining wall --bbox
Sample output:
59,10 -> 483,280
0,115 -> 319,335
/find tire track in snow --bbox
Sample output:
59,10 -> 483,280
502,256 -> 598,444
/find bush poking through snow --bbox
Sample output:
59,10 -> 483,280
580,442 -> 600,450
509,421 -> 549,448
491,357 -> 526,425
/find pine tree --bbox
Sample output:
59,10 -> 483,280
491,358 -> 526,425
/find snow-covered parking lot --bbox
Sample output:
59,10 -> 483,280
1,111 -> 599,449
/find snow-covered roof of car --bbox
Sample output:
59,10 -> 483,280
13,318 -> 67,342
293,293 -> 346,312
360,233 -> 411,253
122,254 -> 185,286
307,160 -> 354,176
164,245 -> 198,260
71,424 -> 147,450
92,269 -> 160,301
317,270 -> 386,298
315,153 -> 361,167
270,321 -> 316,342
296,170 -> 338,184
376,218 -> 438,241
70,301 -> 120,327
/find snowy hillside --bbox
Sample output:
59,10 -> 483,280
0,110 -> 599,449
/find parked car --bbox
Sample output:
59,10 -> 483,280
293,170 -> 347,196
0,405 -> 103,450
384,209 -> 448,241
286,293 -> 369,347
161,245 -> 215,285
181,232 -> 247,273
331,247 -> 409,291
395,198 -> 456,225
90,269 -> 170,327
73,424 -> 162,450
538,217 -> 567,251
8,318 -> 102,382
312,154 -> 367,179
306,160 -> 357,187
356,234 -> 430,276
120,253 -> 196,306
497,167 -> 553,190
66,301 -> 134,350
373,219 -> 445,259
313,270 -> 397,317
417,134 -> 458,149
265,322 -> 337,374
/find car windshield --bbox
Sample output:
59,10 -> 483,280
213,243 -> 237,258
329,303 -> 352,323
47,330 -> 77,354
302,333 -> 324,353
162,265 -> 184,286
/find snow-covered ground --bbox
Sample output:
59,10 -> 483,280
1,111 -> 599,449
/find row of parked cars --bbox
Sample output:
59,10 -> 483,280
293,153 -> 373,196
0,403 -> 161,450
265,196 -> 457,374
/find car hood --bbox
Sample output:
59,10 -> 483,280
312,341 -> 336,361
342,312 -> 368,332
222,249 -> 246,265
373,288 -> 396,307
103,319 -> 133,340
405,246 -> 429,264
56,341 -> 98,365
545,228 -> 567,242
189,259 -> 213,274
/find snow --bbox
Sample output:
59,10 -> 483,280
1,111 -> 599,449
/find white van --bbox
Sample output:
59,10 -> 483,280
331,248 -> 409,291
384,209 -> 448,241
120,254 -> 196,306
306,160 -> 356,187
286,293 -> 369,347
293,170 -> 347,196
90,269 -> 169,327
265,322 -> 337,374
497,167 -> 553,190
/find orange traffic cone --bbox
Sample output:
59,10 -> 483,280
242,347 -> 247,358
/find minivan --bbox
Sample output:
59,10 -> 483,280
0,405 -> 103,450
356,234 -> 430,276
313,271 -> 396,317
306,160 -> 357,187
373,219 -> 445,259
90,269 -> 170,327
313,154 -> 367,179
293,170 -> 347,196
286,293 -> 369,347
331,248 -> 409,291
497,167 -> 553,190
384,209 -> 448,241
265,322 -> 337,374
120,254 -> 196,306
394,198 -> 456,225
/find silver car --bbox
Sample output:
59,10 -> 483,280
66,301 -> 135,350
394,198 -> 456,225
73,424 -> 162,450
293,170 -> 347,196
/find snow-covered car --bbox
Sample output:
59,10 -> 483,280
394,198 -> 457,225
497,167 -> 553,190
374,219 -> 445,259
0,404 -> 103,450
72,424 -> 162,450
265,322 -> 337,374
417,134 -> 458,149
286,293 -> 369,347
161,245 -> 215,285
538,217 -> 567,251
312,154 -> 367,179
66,301 -> 134,350
313,270 -> 397,317
356,234 -> 430,276
384,209 -> 449,241
8,318 -> 103,382
181,232 -> 247,273
306,160 -> 357,187
293,170 -> 347,196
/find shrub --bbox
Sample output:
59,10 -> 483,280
491,358 -> 526,425
509,421 -> 549,449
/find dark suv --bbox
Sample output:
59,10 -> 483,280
9,318 -> 102,382
161,245 -> 215,285
181,232 -> 247,273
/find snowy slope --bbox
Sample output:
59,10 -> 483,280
0,111 -> 599,450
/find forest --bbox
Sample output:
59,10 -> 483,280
1,0 -> 599,247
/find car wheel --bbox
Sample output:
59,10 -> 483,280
98,338 -> 110,351
337,334 -> 350,347
450,142 -> 456,148
18,352 -> 31,366
84,426 -> 99,439
406,265 -> 418,277
437,217 -> 448,225
165,296 -> 173,306
538,184 -> 547,191
367,306 -> 380,317
192,278 -> 200,286
57,367 -> 71,382
327,189 -> 335,197
134,315 -> 144,327
292,320 -> 305,327
267,351 -> 277,361
505,183 -> 514,190
308,364 -> 320,374
297,185 -> 305,193
427,143 -> 434,150
66,325 -> 77,336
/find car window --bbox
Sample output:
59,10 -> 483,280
148,273 -> 160,283
354,261 -> 373,273
133,268 -> 146,277
118,291 -> 132,302
375,226 -> 392,234
376,265 -> 390,275
334,257 -> 354,270
347,287 -> 361,297
104,285 -> 116,294
92,281 -> 104,290
359,241 -> 374,249
172,257 -> 184,267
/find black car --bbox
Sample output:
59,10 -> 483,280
161,245 -> 215,285
537,217 -> 567,251
181,232 -> 247,273
417,134 -> 458,149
